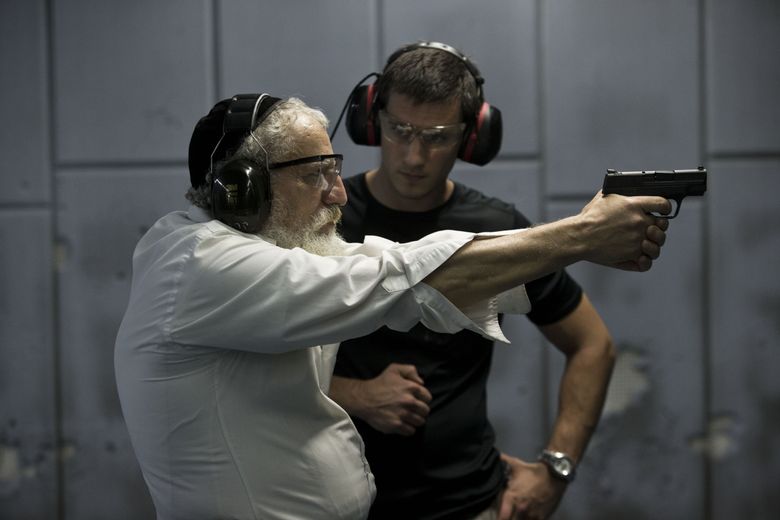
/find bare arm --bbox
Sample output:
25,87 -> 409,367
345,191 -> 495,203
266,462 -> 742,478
423,192 -> 670,309
499,293 -> 615,519
541,293 -> 615,461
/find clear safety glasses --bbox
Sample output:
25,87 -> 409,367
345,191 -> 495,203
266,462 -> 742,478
268,153 -> 343,193
378,111 -> 466,150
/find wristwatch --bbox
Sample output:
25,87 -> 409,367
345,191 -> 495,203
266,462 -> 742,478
538,449 -> 576,482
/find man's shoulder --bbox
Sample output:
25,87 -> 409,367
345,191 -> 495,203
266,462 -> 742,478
454,182 -> 517,211
447,182 -> 529,230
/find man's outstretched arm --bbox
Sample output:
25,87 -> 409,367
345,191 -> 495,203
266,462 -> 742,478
423,192 -> 670,309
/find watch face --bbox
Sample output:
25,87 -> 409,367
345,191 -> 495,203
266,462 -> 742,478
553,458 -> 573,476
540,451 -> 575,481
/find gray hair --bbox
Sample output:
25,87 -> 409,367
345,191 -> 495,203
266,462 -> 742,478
185,97 -> 329,209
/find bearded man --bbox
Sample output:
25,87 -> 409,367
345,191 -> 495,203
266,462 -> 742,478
114,94 -> 670,520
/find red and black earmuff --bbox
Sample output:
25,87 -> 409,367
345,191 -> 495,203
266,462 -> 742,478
210,93 -> 282,233
341,41 -> 502,166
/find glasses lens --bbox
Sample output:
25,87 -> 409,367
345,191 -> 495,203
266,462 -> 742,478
319,156 -> 342,192
379,113 -> 411,144
419,127 -> 462,148
383,121 -> 413,143
269,154 -> 343,192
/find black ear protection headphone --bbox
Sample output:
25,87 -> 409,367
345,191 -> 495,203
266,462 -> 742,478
211,93 -> 282,233
334,41 -> 502,166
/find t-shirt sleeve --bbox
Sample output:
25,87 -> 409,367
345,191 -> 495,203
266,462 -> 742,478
525,270 -> 583,325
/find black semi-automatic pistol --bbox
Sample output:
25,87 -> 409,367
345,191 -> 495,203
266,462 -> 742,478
602,166 -> 707,218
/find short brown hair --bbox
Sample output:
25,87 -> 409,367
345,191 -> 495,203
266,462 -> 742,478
375,45 -> 482,124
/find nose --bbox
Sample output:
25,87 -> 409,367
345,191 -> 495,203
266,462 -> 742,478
402,135 -> 427,168
322,175 -> 347,206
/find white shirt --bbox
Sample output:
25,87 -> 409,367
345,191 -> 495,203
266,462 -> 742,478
115,206 -> 529,520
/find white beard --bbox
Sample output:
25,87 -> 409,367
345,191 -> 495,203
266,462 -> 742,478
262,203 -> 346,256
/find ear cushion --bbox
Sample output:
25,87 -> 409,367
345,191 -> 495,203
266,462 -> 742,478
458,103 -> 502,166
212,158 -> 272,233
345,83 -> 380,146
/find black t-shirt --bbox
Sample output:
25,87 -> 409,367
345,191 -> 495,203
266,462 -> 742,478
334,173 -> 583,520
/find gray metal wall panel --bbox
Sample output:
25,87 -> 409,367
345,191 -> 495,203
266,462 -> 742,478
451,162 -> 548,458
544,0 -> 700,195
56,169 -> 186,518
53,0 -> 211,163
219,0 -> 380,178
709,160 -> 780,519
707,0 -> 780,154
0,0 -> 50,204
383,0 -> 538,157
545,200 -> 706,519
0,211 -> 58,518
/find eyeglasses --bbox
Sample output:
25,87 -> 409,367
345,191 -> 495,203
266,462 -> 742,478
268,154 -> 343,193
378,111 -> 466,150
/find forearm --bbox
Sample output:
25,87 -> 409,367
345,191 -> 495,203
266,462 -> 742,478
539,295 -> 616,462
547,336 -> 615,461
423,216 -> 587,308
423,192 -> 669,310
329,376 -> 365,418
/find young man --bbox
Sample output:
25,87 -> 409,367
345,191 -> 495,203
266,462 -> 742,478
330,43 -> 624,519
115,93 -> 668,520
